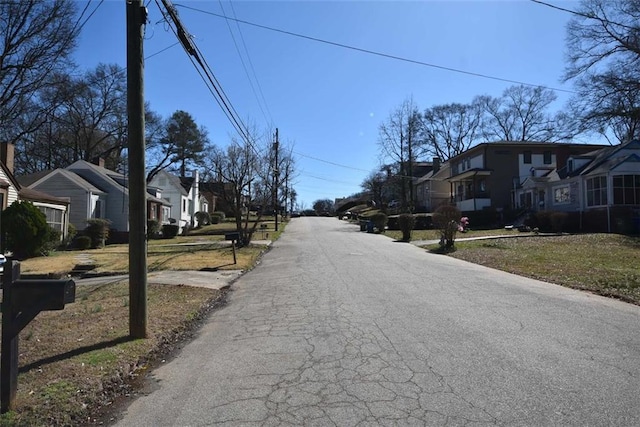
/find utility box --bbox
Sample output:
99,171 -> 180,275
11,279 -> 76,311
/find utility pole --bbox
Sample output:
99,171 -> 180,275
126,0 -> 147,339
273,128 -> 279,232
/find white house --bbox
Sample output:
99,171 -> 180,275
149,170 -> 207,232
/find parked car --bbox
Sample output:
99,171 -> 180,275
0,253 -> 5,274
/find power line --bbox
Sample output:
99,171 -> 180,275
155,0 -> 256,148
529,0 -> 637,31
228,1 -> 274,127
294,151 -> 370,172
174,3 -> 576,94
218,0 -> 273,129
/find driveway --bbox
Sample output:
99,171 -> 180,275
114,217 -> 640,425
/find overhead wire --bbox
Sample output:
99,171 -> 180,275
174,3 -> 577,94
228,1 -> 274,127
155,0 -> 257,151
293,151 -> 370,172
529,0 -> 637,30
218,0 -> 273,129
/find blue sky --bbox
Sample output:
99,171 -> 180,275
74,0 -> 578,209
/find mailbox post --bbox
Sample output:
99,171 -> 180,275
224,232 -> 240,265
1,261 -> 76,413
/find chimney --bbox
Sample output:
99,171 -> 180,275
0,142 -> 15,174
432,157 -> 441,173
92,157 -> 105,168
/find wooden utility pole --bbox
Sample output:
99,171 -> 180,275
273,128 -> 279,231
126,0 -> 147,338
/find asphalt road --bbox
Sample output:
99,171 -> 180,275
115,217 -> 640,426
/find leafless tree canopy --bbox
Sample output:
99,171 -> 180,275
422,102 -> 483,161
0,0 -> 78,146
476,85 -> 559,142
565,0 -> 640,143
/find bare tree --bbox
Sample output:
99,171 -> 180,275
565,0 -> 640,143
422,102 -> 484,161
564,0 -> 640,80
0,0 -> 78,146
361,170 -> 388,208
378,98 -> 424,212
477,85 -> 559,142
204,131 -> 271,246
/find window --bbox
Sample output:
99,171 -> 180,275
554,186 -> 570,204
586,176 -> 607,206
183,199 -> 187,212
523,151 -> 532,164
613,174 -> 640,205
38,206 -> 64,232
543,151 -> 552,165
93,199 -> 103,218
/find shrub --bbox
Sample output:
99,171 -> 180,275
398,213 -> 415,242
550,211 -> 568,233
195,211 -> 211,227
211,211 -> 225,224
85,219 -> 110,248
162,224 -> 179,239
147,219 -> 161,240
1,201 -> 51,259
433,205 -> 461,251
370,212 -> 388,233
74,235 -> 92,250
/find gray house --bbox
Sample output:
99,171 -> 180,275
20,159 -> 170,233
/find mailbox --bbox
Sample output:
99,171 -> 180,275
1,262 -> 77,413
224,232 -> 240,242
11,279 -> 76,311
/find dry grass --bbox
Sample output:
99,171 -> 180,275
385,227 -> 531,242
3,282 -> 223,426
20,241 -> 265,276
425,233 -> 640,305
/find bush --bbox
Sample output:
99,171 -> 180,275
211,211 -> 225,224
162,224 -> 179,239
147,219 -> 161,240
85,219 -> 110,248
42,229 -> 62,254
398,213 -> 415,242
63,223 -> 77,248
550,211 -> 568,233
370,212 -> 388,233
433,205 -> 461,251
74,235 -> 92,250
1,201 -> 51,259
195,211 -> 211,227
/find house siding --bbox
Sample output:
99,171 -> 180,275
30,174 -> 95,230
68,165 -> 129,231
0,167 -> 18,206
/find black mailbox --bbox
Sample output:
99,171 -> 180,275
11,279 -> 76,311
225,232 -> 240,241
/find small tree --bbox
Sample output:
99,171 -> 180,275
398,213 -> 415,242
1,201 -> 51,259
433,205 -> 461,251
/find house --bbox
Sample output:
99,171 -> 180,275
414,157 -> 451,212
535,139 -> 640,233
19,158 -> 170,235
148,170 -> 207,231
445,141 -> 609,214
0,143 -> 71,241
